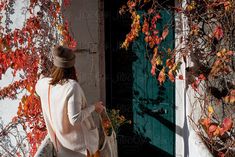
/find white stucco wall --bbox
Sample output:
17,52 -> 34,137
62,0 -> 105,106
175,1 -> 213,157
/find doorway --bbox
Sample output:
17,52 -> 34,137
105,0 -> 175,156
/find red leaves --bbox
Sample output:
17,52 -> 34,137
0,0 -> 77,156
30,0 -> 37,7
218,152 -> 225,157
178,75 -> 184,80
213,26 -> 223,40
198,74 -> 206,81
190,74 -> 206,91
208,124 -> 217,134
17,93 -> 47,156
222,117 -> 233,133
0,1 -> 7,12
151,65 -> 156,76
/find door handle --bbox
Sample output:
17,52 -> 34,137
152,108 -> 168,114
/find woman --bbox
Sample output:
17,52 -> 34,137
36,46 -> 104,157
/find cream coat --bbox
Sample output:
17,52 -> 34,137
36,78 -> 99,157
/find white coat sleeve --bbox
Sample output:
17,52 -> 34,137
67,84 -> 95,126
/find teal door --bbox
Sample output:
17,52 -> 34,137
132,10 -> 175,156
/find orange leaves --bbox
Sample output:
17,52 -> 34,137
158,67 -> 166,85
200,118 -> 211,129
161,26 -> 169,40
152,54 -> 182,83
17,93 -> 42,118
105,109 -> 131,134
210,49 -> 233,77
142,18 -> 149,36
190,24 -> 199,35
121,11 -> 141,49
121,2 -> 176,85
223,90 -> 235,104
200,117 -> 233,138
57,21 -> 77,48
223,1 -> 231,11
168,60 -> 183,82
0,80 -> 27,99
151,47 -> 163,77
168,70 -> 175,82
166,58 -> 174,69
213,26 -> 223,40
17,92 -> 47,156
102,119 -> 112,136
143,14 -> 162,48
127,1 -> 136,9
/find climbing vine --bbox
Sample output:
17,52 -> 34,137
0,0 -> 234,156
120,0 -> 234,156
0,0 -> 76,156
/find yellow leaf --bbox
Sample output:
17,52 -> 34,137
156,56 -> 162,65
56,25 -> 63,34
208,105 -> 214,116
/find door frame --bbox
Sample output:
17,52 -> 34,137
98,0 -> 106,105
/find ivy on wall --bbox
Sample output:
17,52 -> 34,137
0,0 -> 76,156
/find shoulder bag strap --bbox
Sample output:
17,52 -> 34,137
48,85 -> 59,152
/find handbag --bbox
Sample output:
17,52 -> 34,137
98,109 -> 118,157
34,135 -> 56,157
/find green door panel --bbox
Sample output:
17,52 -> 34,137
132,10 -> 175,156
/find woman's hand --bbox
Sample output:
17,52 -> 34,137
94,101 -> 105,114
